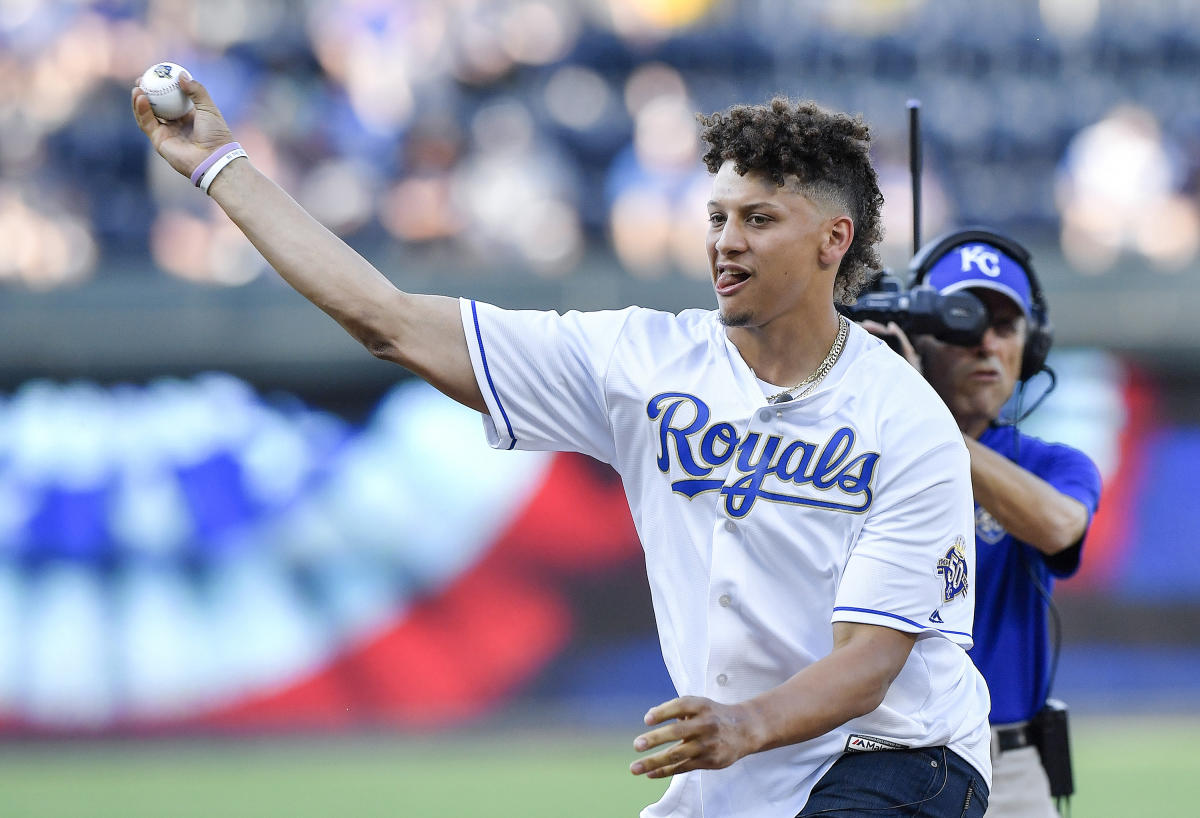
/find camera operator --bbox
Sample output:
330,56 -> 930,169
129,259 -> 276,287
861,231 -> 1102,818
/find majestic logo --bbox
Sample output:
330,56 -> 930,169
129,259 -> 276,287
936,536 -> 970,603
646,392 -> 879,518
153,64 -> 175,79
958,244 -> 1001,277
975,506 -> 1007,544
845,734 -> 910,752
928,609 -> 944,624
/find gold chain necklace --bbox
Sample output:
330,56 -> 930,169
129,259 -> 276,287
763,315 -> 849,405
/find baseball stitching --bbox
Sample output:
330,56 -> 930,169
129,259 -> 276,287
142,67 -> 190,106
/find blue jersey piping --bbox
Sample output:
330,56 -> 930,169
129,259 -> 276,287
833,606 -> 972,640
470,300 -> 517,450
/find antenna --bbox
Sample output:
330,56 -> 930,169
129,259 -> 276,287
908,99 -> 922,256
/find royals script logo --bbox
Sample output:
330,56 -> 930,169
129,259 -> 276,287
646,392 -> 879,518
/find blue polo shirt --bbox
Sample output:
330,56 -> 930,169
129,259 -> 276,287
968,424 -> 1102,724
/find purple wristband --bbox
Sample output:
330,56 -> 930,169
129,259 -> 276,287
190,142 -> 242,187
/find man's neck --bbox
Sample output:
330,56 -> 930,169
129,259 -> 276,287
960,415 -> 992,440
726,307 -> 843,387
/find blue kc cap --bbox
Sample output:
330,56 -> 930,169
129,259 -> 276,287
924,242 -> 1033,318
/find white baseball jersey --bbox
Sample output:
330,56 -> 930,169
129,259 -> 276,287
460,299 -> 991,818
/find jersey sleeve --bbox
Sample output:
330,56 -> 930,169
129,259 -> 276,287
833,438 -> 978,648
460,298 -> 631,463
1037,443 -> 1103,577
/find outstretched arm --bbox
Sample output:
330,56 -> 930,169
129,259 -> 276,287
131,75 -> 485,413
630,622 -> 916,778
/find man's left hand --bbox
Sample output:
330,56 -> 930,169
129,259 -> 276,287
630,696 -> 759,779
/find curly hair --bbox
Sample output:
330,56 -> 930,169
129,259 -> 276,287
698,97 -> 885,305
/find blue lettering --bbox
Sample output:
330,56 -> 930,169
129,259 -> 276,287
812,427 -> 853,489
647,393 -> 710,477
734,433 -> 781,476
672,478 -> 725,498
724,433 -> 784,517
837,453 -> 880,496
721,474 -> 759,517
645,392 -> 878,516
699,422 -> 738,467
774,440 -> 818,483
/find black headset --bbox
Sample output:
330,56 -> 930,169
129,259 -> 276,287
909,226 -> 1053,382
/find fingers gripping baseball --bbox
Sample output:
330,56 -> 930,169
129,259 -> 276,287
630,696 -> 754,779
131,74 -> 235,180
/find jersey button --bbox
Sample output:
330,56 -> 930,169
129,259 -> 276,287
718,594 -> 732,607
723,520 -> 736,533
716,673 -> 728,686
758,409 -> 772,422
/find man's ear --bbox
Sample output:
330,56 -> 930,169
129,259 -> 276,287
819,215 -> 854,268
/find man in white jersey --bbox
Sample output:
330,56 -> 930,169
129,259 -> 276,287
134,81 -> 990,816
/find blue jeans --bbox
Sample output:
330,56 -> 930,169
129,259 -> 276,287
797,747 -> 989,817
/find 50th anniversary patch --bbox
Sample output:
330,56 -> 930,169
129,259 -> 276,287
936,535 -> 970,604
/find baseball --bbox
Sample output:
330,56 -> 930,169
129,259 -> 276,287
138,62 -> 194,120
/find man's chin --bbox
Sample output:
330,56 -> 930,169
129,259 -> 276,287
718,307 -> 754,328
959,389 -> 1013,423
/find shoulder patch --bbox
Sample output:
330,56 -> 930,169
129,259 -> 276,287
936,535 -> 970,603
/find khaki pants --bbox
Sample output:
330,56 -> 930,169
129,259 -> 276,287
987,724 -> 1059,818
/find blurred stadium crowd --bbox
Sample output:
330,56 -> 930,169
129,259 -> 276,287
4,0 -> 1200,292
5,0 -> 1200,733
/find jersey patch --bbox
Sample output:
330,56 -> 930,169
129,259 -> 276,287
936,536 -> 970,603
845,734 -> 910,752
975,506 -> 1007,544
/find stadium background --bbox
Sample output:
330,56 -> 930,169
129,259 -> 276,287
1,0 -> 1198,814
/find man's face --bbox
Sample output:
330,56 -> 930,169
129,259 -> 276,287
918,289 -> 1028,428
706,161 -> 837,329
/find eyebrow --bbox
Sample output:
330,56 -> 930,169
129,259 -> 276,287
706,200 -> 784,211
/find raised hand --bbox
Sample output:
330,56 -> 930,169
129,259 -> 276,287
131,74 -> 235,180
